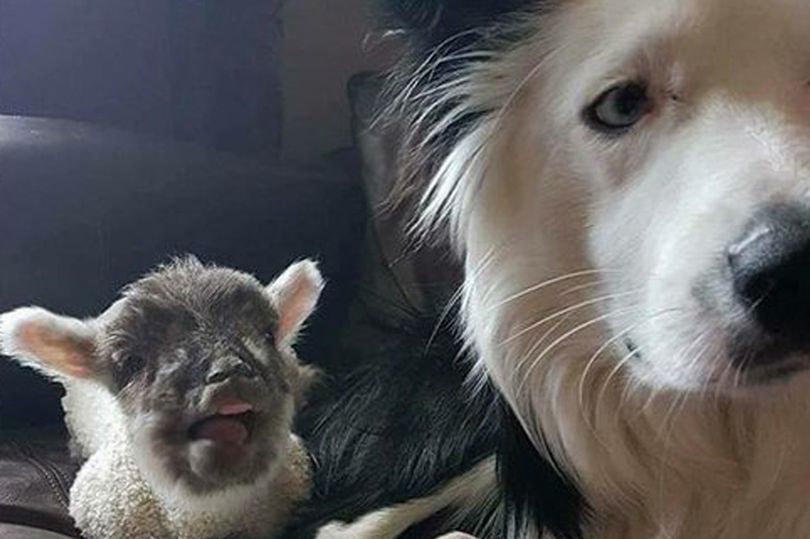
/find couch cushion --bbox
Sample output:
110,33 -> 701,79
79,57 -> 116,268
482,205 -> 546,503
0,1 -> 283,156
0,525 -> 74,539
0,427 -> 78,538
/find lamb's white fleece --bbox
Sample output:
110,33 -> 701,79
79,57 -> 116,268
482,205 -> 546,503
63,380 -> 311,539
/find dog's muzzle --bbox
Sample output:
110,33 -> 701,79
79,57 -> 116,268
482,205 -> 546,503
726,203 -> 810,371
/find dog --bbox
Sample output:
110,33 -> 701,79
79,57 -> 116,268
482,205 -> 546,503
325,1 -> 810,538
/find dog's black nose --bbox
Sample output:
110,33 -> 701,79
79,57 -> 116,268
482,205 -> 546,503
728,203 -> 810,338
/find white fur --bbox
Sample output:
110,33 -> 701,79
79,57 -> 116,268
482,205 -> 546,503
316,459 -> 498,539
411,1 -> 810,537
65,379 -> 310,539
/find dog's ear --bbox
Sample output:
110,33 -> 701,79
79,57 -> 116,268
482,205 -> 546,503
380,0 -> 533,49
0,307 -> 103,380
266,260 -> 325,345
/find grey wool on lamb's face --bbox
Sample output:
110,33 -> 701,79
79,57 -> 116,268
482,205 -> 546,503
0,257 -> 323,539
105,258 -> 319,495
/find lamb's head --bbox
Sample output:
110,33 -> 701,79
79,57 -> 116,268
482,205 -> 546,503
0,257 -> 322,497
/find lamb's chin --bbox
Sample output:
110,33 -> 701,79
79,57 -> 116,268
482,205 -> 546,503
185,440 -> 272,489
136,448 -> 273,509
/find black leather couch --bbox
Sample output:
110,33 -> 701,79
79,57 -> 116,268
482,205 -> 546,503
0,115 -> 367,538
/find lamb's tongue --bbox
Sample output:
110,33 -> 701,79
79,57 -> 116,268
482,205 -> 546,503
195,416 -> 248,445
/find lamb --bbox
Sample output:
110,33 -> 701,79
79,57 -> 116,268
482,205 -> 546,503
0,257 -> 323,539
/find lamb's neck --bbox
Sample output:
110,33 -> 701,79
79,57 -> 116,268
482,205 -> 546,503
162,434 -> 311,516
147,434 -> 311,539
265,434 -> 312,508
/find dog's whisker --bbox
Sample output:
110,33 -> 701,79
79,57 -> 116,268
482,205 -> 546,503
516,306 -> 637,396
560,280 -> 606,297
425,246 -> 499,355
490,269 -> 623,311
654,331 -> 712,442
730,348 -> 752,393
585,307 -> 683,425
509,315 -> 572,390
619,338 -> 669,421
577,318 -> 643,429
502,289 -> 640,346
596,342 -> 645,423
594,307 -> 681,417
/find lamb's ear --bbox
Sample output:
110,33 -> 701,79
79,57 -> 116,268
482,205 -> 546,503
266,260 -> 324,345
0,307 -> 101,379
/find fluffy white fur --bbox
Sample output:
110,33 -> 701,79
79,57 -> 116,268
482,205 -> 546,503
409,0 -> 810,537
64,379 -> 311,539
316,459 -> 499,539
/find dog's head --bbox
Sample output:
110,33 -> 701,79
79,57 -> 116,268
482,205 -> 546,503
393,0 -> 810,394
0,258 -> 322,497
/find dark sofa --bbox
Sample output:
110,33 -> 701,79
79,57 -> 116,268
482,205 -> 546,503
0,115 -> 367,538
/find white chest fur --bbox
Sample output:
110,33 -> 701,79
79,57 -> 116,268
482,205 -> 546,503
586,378 -> 810,539
462,255 -> 810,539
61,381 -> 311,539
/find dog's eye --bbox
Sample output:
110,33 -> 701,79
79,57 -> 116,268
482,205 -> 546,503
585,82 -> 651,134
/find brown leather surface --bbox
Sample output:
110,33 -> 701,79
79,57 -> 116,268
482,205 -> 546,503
0,524 -> 75,539
0,427 -> 80,538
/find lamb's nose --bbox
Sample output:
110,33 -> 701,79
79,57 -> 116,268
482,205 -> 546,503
205,358 -> 258,385
728,203 -> 810,338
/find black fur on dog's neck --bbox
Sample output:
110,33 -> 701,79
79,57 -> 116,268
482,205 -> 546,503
499,402 -> 588,539
290,305 -> 500,536
287,295 -> 586,538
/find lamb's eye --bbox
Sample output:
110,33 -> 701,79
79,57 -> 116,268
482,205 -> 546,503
264,330 -> 276,348
585,82 -> 651,134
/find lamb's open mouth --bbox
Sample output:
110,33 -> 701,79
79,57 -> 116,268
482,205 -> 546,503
188,405 -> 258,446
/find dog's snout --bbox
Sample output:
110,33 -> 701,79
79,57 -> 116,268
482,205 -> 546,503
728,203 -> 810,338
205,357 -> 258,385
